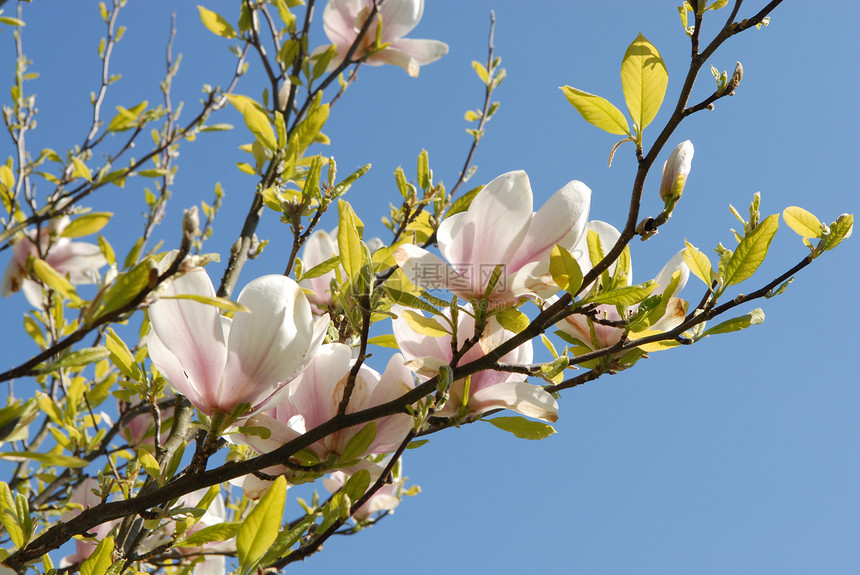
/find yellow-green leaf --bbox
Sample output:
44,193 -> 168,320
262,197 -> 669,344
472,61 -> 489,84
71,157 -> 93,182
237,475 -> 286,573
367,334 -> 399,348
31,259 -> 81,304
549,244 -> 583,296
560,86 -> 630,136
162,294 -> 251,313
701,308 -> 765,337
43,346 -> 110,371
400,309 -> 449,337
821,214 -> 854,252
242,104 -> 277,151
61,212 -> 113,238
585,280 -> 657,306
137,449 -> 160,481
486,416 -> 556,440
620,33 -> 668,131
494,308 -> 530,334
337,200 -> 363,281
177,522 -> 240,548
0,451 -> 89,468
683,241 -> 715,286
198,5 -> 237,39
81,536 -> 114,575
782,206 -> 823,239
723,214 -> 779,287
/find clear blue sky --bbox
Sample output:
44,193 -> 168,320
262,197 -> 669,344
2,1 -> 857,573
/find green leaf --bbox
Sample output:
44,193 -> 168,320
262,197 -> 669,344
71,157 -> 93,182
446,185 -> 482,218
782,206 -> 823,239
416,149 -> 430,190
701,308 -> 764,337
0,16 -> 25,26
560,86 -> 630,136
549,244 -> 583,296
237,475 -> 287,573
367,334 -> 399,348
472,61 -> 489,84
242,103 -> 277,151
43,346 -> 110,371
106,328 -> 142,381
494,308 -> 530,334
99,257 -> 157,317
683,241 -> 715,286
486,416 -> 556,440
0,451 -> 89,468
620,33 -> 668,132
820,214 -> 854,252
399,309 -> 448,337
341,469 -> 371,503
406,439 -> 429,449
31,259 -> 81,304
161,294 -> 250,314
337,200 -> 363,281
137,449 -> 160,482
198,6 -> 237,39
299,255 -> 340,281
294,101 -> 330,154
723,214 -> 779,287
340,422 -> 377,463
61,212 -> 113,238
177,522 -> 240,547
81,536 -> 114,575
585,280 -> 657,306
0,482 -> 23,548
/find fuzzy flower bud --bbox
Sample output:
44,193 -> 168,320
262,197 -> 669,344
659,141 -> 694,204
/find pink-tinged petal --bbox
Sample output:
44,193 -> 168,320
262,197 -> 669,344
299,229 -> 339,306
469,381 -> 558,422
147,329 -> 211,413
393,244 -> 476,298
370,39 -> 449,76
378,0 -> 423,40
1,244 -> 26,296
366,354 -> 415,452
281,343 -> 352,430
506,261 -> 558,301
510,180 -> 591,271
438,171 -> 532,276
557,304 -> 624,351
391,305 -> 453,371
322,0 -> 364,46
654,249 -> 690,295
218,275 -> 327,411
45,240 -> 107,284
21,279 -> 45,308
148,269 -> 227,414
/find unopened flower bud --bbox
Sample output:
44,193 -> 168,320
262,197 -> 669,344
182,206 -> 199,241
659,140 -> 694,203
732,61 -> 743,85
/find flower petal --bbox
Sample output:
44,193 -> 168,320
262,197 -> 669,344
282,343 -> 352,429
438,171 -> 533,277
510,180 -> 591,271
218,275 -> 328,412
45,240 -> 107,284
654,249 -> 690,295
393,243 -> 476,298
470,381 -> 559,422
148,269 -> 227,414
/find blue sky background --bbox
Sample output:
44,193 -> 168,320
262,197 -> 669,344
1,1 -> 858,573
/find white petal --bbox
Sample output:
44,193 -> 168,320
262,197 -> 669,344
393,244 -> 477,298
46,241 -> 107,284
219,275 -> 325,412
148,269 -> 227,413
284,343 -> 352,429
470,381 -> 558,422
654,249 -> 690,295
378,0 -> 423,40
510,180 -> 591,271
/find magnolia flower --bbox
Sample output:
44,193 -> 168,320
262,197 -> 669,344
239,345 -> 415,466
322,0 -> 449,77
659,140 -> 694,203
147,270 -> 329,418
59,478 -> 116,568
392,304 -> 558,422
556,221 -> 690,351
323,467 -> 405,521
395,170 -> 591,306
1,217 -> 107,307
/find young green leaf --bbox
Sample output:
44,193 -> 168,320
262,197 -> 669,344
177,522 -> 240,548
782,206 -> 823,239
723,214 -> 779,287
399,309 -> 449,337
494,308 -> 530,334
549,244 -> 584,296
486,416 -> 556,440
340,422 -> 377,463
81,536 -> 114,575
683,241 -> 715,286
337,200 -> 363,281
237,475 -> 287,573
820,214 -> 854,252
161,294 -> 251,314
43,346 -> 110,371
198,6 -> 237,39
620,33 -> 668,132
242,103 -> 278,151
560,86 -> 631,136
584,280 -> 657,306
700,308 -> 765,337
